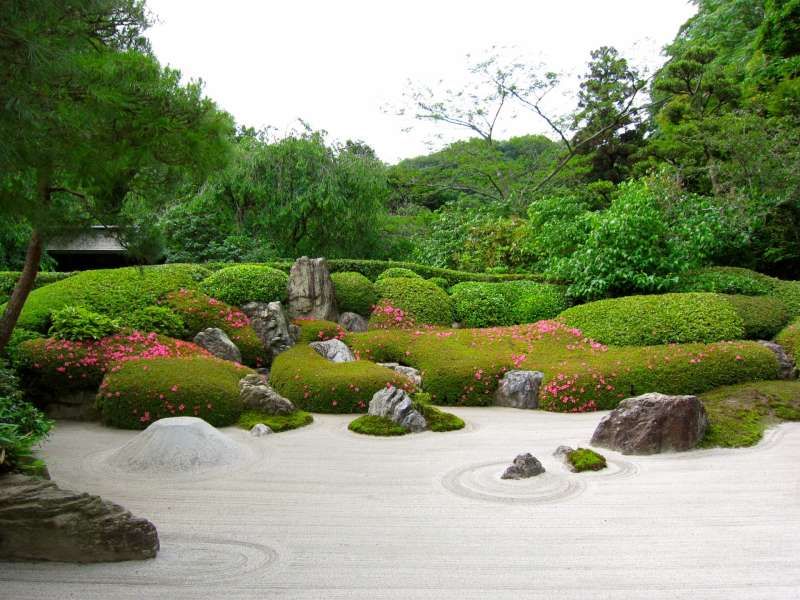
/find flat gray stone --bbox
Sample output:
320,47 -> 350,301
309,339 -> 355,363
377,363 -> 423,388
239,374 -> 295,415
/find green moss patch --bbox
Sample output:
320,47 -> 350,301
238,410 -> 313,433
292,319 -> 344,343
699,380 -> 800,448
348,415 -> 409,436
568,448 -> 607,472
200,264 -> 288,306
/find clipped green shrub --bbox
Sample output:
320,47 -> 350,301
348,415 -> 408,436
725,295 -> 790,340
97,356 -> 251,429
48,306 -> 120,341
427,277 -> 449,290
122,305 -> 185,338
0,271 -> 75,305
0,360 -> 53,475
673,267 -> 778,296
293,319 -> 344,343
270,345 -> 413,413
238,410 -> 313,433
331,271 -> 377,316
200,265 -> 288,307
450,281 -> 568,327
2,328 -> 43,365
371,277 -> 452,327
775,317 -> 800,360
506,282 -> 569,324
559,293 -> 745,346
14,264 -> 210,332
162,289 -> 269,367
15,332 -> 210,398
377,267 -> 422,280
772,280 -> 800,317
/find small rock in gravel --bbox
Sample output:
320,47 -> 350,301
501,453 -> 545,479
250,423 -> 273,437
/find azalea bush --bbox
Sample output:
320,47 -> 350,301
293,318 -> 345,343
673,267 -> 778,296
371,277 -> 452,326
330,271 -> 377,316
200,264 -> 288,306
48,306 -> 120,341
122,305 -> 185,338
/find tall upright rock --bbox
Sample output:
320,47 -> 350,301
287,257 -> 338,321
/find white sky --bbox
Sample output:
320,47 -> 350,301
146,0 -> 696,163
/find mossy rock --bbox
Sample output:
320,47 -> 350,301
567,448 -> 607,472
238,410 -> 313,433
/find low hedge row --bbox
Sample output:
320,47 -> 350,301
330,271 -> 377,316
371,277 -> 453,327
162,289 -> 269,367
673,267 -> 778,296
0,271 -> 75,305
12,264 -> 211,332
450,281 -> 569,328
725,295 -> 789,339
200,264 -> 288,307
269,344 -> 413,413
97,356 -> 251,429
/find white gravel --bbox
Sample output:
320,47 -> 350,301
1,408 -> 799,599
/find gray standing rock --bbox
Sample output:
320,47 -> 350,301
591,392 -> 709,455
495,370 -> 544,409
242,301 -> 295,362
239,374 -> 295,415
338,311 -> 369,333
368,386 -> 427,432
759,340 -> 797,380
501,453 -> 545,479
377,362 -> 423,388
287,256 -> 338,321
250,423 -> 273,437
310,338 -> 356,363
0,474 -> 159,563
193,327 -> 242,363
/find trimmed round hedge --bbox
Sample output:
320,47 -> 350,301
331,271 -> 377,316
776,317 -> 800,360
371,277 -> 453,327
162,289 -> 269,367
0,271 -> 74,305
97,356 -> 252,429
673,267 -> 778,296
12,264 -> 210,333
450,281 -> 568,328
772,280 -> 800,318
270,345 -> 413,413
725,295 -> 790,340
377,267 -> 422,280
558,293 -> 745,346
200,265 -> 288,307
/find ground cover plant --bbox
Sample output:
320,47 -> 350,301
200,264 -> 288,306
97,355 -> 251,429
699,381 -> 800,448
348,415 -> 408,436
238,410 -> 313,433
567,448 -> 607,472
370,277 -> 452,327
775,317 -> 800,361
292,318 -> 345,343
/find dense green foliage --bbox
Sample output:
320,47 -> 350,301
775,317 -> 800,360
700,380 -> 800,448
0,272 -> 74,305
200,264 -> 288,306
559,293 -> 745,346
371,277 -> 453,326
331,272 -> 378,316
377,268 -> 422,280
348,415 -> 409,436
673,267 -> 778,296
450,281 -> 568,327
238,410 -> 313,433
97,356 -> 251,429
292,319 -> 344,343
13,264 -> 210,333
725,295 -> 790,339
48,306 -> 120,341
0,360 -> 52,475
122,306 -> 185,338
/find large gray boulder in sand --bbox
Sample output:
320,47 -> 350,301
242,301 -> 295,362
287,256 -> 338,321
310,338 -> 356,363
368,386 -> 427,432
107,417 -> 248,473
0,474 -> 159,562
495,370 -> 543,409
591,392 -> 709,455
193,327 -> 242,363
501,453 -> 545,479
239,374 -> 295,415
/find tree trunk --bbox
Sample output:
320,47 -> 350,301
0,230 -> 43,353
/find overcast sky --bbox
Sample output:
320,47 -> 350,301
146,0 -> 696,163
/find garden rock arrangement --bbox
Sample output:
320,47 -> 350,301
591,392 -> 709,455
310,338 -> 356,363
242,301 -> 296,361
0,474 -> 159,563
757,340 -> 797,380
239,374 -> 295,415
287,256 -> 338,321
193,327 -> 242,363
250,423 -> 273,437
107,416 -> 248,473
338,311 -> 368,332
501,453 -> 545,479
368,386 -> 427,432
554,445 -> 607,472
377,363 -> 423,388
495,370 -> 544,409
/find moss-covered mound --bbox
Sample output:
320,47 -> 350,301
331,271 -> 377,316
292,319 -> 344,343
162,289 -> 269,367
13,264 -> 210,332
370,277 -> 452,327
97,356 -> 251,429
238,410 -> 313,433
559,293 -> 745,346
567,448 -> 607,472
700,380 -> 800,448
673,267 -> 778,296
725,295 -> 790,339
347,322 -> 779,411
450,281 -> 568,328
15,332 -> 209,398
347,396 -> 463,435
348,415 -> 409,436
200,265 -> 288,307
269,344 -> 413,413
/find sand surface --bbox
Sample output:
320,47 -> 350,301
1,408 -> 799,599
